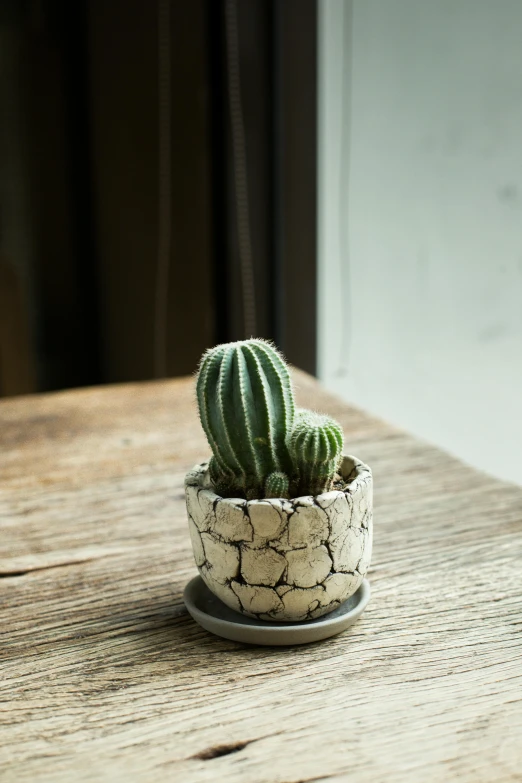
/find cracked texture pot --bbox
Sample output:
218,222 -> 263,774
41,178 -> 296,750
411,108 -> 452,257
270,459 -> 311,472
185,456 -> 373,622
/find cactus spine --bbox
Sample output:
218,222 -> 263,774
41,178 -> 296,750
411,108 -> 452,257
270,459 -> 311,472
287,409 -> 344,496
196,339 -> 294,499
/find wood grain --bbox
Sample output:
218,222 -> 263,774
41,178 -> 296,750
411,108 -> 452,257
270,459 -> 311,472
1,371 -> 521,782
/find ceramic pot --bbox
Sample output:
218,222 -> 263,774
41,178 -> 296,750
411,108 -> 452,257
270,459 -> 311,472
185,455 -> 373,622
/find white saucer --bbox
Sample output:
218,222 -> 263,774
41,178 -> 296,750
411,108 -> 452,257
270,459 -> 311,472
183,576 -> 371,646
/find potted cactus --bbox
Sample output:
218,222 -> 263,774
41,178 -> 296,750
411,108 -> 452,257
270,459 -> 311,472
185,339 -> 372,624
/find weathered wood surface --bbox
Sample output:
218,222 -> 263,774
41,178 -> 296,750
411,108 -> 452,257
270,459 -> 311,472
1,371 -> 521,782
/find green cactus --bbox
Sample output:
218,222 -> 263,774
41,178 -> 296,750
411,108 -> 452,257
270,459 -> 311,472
264,471 -> 290,499
287,409 -> 344,496
196,340 -> 346,499
196,339 -> 294,499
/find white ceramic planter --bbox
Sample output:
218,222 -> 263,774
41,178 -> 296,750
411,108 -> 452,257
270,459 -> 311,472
185,455 -> 373,622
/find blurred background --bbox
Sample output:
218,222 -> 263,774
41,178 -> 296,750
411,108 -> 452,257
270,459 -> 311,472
1,0 -> 521,484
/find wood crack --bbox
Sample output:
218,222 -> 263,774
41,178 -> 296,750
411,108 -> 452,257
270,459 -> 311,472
0,556 -> 109,578
191,739 -> 252,760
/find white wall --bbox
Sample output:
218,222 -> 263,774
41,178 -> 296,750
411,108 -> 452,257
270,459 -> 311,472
318,0 -> 522,485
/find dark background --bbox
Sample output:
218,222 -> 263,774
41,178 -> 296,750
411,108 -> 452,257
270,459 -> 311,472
0,0 -> 317,397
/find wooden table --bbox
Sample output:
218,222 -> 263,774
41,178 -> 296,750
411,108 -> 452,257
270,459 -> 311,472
1,371 -> 521,782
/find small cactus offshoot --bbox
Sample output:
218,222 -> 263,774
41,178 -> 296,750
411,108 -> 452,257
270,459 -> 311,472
195,339 -> 345,500
264,471 -> 290,499
287,409 -> 344,496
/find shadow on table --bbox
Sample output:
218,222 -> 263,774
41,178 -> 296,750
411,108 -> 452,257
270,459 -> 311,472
82,588 -> 339,683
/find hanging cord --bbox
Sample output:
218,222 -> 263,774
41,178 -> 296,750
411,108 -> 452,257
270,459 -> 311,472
224,0 -> 257,338
154,0 -> 172,378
